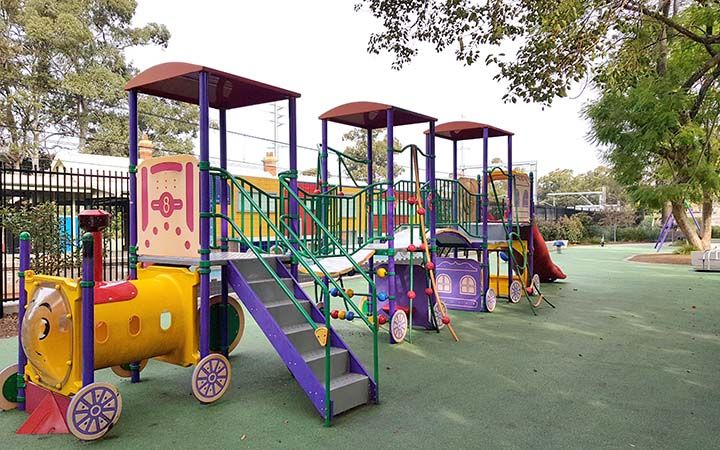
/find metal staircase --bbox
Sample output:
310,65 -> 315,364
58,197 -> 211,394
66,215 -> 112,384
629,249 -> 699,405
209,167 -> 379,424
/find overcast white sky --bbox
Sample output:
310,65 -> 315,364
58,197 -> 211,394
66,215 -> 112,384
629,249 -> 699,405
126,0 -> 602,179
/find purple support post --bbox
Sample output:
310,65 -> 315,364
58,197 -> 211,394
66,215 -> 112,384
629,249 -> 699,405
128,90 -> 141,382
288,98 -> 301,295
529,172 -> 535,280
452,140 -> 458,225
219,108 -> 229,356
81,233 -> 95,386
386,110 -> 396,343
320,120 -> 330,298
367,127 -> 374,303
481,128 -> 490,300
321,121 -> 329,195
198,71 -> 211,358
507,135 -> 513,294
17,232 -> 30,410
128,90 -> 138,280
428,122 -> 437,249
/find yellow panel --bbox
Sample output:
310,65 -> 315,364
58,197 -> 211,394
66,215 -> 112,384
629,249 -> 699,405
137,155 -> 199,258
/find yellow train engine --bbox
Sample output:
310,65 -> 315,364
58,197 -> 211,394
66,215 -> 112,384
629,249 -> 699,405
0,211 -> 244,441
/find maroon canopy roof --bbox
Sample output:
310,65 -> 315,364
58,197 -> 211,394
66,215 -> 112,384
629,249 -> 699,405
319,101 -> 436,128
125,62 -> 300,109
431,121 -> 513,141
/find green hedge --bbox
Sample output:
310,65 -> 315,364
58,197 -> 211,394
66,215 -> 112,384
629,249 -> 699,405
537,216 -> 661,244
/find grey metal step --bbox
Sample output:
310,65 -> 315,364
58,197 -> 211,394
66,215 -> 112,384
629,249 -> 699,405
330,373 -> 370,415
248,278 -> 295,303
302,347 -> 349,383
266,299 -> 312,328
233,257 -> 288,282
283,323 -> 324,354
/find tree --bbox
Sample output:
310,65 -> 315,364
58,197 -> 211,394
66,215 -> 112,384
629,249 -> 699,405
0,0 -> 197,165
585,5 -> 720,250
357,1 -> 720,249
598,207 -> 637,242
339,129 -> 404,182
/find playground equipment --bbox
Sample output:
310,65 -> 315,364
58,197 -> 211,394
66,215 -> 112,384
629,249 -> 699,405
0,63 -> 378,439
655,206 -> 701,252
691,247 -> 720,271
315,102 -> 458,343
427,121 -> 561,313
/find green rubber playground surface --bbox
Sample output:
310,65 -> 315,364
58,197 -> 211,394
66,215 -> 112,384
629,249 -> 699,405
1,243 -> 718,449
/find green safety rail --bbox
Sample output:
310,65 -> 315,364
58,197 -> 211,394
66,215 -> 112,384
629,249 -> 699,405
434,178 -> 486,237
210,175 -> 282,251
297,182 -> 390,257
209,167 -> 380,425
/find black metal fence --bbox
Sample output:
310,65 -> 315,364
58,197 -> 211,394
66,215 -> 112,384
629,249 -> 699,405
535,205 -> 583,221
1,164 -> 129,314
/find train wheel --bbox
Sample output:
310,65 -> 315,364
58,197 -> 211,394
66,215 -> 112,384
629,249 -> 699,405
0,364 -> 19,410
531,274 -> 541,295
192,354 -> 231,404
390,310 -> 408,343
485,288 -> 497,312
210,295 -> 245,355
530,275 -> 543,308
111,359 -> 149,378
509,280 -> 523,304
66,382 -> 122,441
433,302 -> 445,330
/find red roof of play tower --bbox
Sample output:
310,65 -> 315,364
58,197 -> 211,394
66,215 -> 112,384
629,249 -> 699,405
125,62 -> 300,109
320,101 -> 436,128
431,121 -> 513,141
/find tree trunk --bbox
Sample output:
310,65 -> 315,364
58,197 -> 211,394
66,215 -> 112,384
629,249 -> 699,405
670,201 -> 706,250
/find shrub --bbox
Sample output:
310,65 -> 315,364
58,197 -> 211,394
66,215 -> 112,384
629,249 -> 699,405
672,240 -> 695,255
713,226 -> 720,239
0,202 -> 71,275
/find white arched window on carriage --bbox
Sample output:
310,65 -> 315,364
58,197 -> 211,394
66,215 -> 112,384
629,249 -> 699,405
459,275 -> 477,295
436,274 -> 452,293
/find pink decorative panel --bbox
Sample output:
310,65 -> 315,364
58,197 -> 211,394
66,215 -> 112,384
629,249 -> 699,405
137,155 -> 199,258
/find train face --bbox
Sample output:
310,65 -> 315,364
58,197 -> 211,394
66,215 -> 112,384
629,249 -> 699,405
22,266 -> 199,397
22,282 -> 75,391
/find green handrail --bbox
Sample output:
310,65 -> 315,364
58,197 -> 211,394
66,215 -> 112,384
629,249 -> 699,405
211,167 -> 381,424
278,171 -> 377,289
212,167 -> 375,330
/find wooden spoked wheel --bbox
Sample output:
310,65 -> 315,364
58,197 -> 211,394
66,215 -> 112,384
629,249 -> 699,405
509,280 -> 523,303
66,382 -> 122,441
191,354 -> 231,404
485,288 -> 497,312
390,310 -> 408,343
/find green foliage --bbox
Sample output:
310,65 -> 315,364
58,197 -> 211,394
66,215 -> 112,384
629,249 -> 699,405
613,226 -> 660,243
672,240 -> 696,255
0,202 -> 69,274
538,215 -> 586,243
341,129 -> 404,182
356,0 -> 681,105
583,4 -> 720,250
0,0 -> 196,164
538,213 -> 660,244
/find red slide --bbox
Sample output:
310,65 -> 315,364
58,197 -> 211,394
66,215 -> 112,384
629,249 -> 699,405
528,223 -> 567,282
